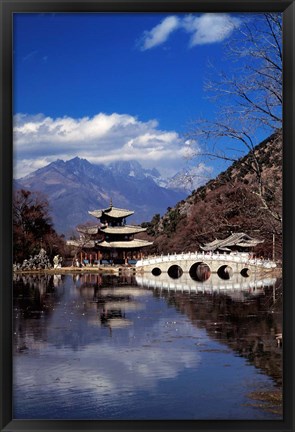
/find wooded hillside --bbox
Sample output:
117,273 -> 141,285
142,131 -> 282,260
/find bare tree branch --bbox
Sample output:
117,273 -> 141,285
187,13 -> 282,225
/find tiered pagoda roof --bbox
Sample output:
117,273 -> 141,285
68,203 -> 153,253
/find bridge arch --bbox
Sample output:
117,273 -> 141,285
217,265 -> 233,280
241,268 -> 250,277
168,264 -> 183,279
189,262 -> 211,282
151,267 -> 162,276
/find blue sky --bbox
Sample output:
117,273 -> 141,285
13,12 -> 279,181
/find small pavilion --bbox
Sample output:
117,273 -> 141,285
67,202 -> 153,265
200,232 -> 263,254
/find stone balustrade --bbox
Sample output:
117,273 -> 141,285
136,252 -> 276,277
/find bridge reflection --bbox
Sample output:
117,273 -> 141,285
135,272 -> 276,301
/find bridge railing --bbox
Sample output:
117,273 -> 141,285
136,252 -> 276,269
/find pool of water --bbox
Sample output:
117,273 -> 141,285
13,273 -> 282,420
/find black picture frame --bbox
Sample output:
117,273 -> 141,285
1,1 -> 294,431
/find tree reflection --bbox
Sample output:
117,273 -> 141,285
151,280 -> 282,386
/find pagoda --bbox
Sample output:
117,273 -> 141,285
67,202 -> 153,265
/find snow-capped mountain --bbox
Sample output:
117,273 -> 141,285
15,158 -> 188,235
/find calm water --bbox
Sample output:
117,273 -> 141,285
13,272 -> 282,420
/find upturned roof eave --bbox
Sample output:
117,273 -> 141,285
100,225 -> 147,235
66,239 -> 97,248
202,232 -> 262,250
97,239 -> 153,249
76,225 -> 100,235
88,206 -> 134,220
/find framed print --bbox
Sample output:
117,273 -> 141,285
1,1 -> 294,431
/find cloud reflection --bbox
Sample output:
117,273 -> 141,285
14,282 -> 201,398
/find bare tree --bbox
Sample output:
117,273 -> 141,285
66,222 -> 102,265
204,13 -> 282,130
187,13 -> 282,223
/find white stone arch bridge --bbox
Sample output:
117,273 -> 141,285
135,252 -> 276,280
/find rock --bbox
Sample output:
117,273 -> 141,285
20,249 -> 53,270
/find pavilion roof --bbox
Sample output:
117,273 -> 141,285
98,239 -> 153,249
89,206 -> 134,220
201,232 -> 263,251
66,237 -> 153,249
66,239 -> 96,248
100,225 -> 146,235
77,225 -> 100,235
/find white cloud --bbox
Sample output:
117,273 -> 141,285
183,14 -> 241,46
140,16 -> 180,51
22,50 -> 38,62
13,112 -> 197,179
139,13 -> 241,50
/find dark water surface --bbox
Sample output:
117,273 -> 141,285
13,273 -> 282,420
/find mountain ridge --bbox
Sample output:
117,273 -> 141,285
15,158 -> 188,235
